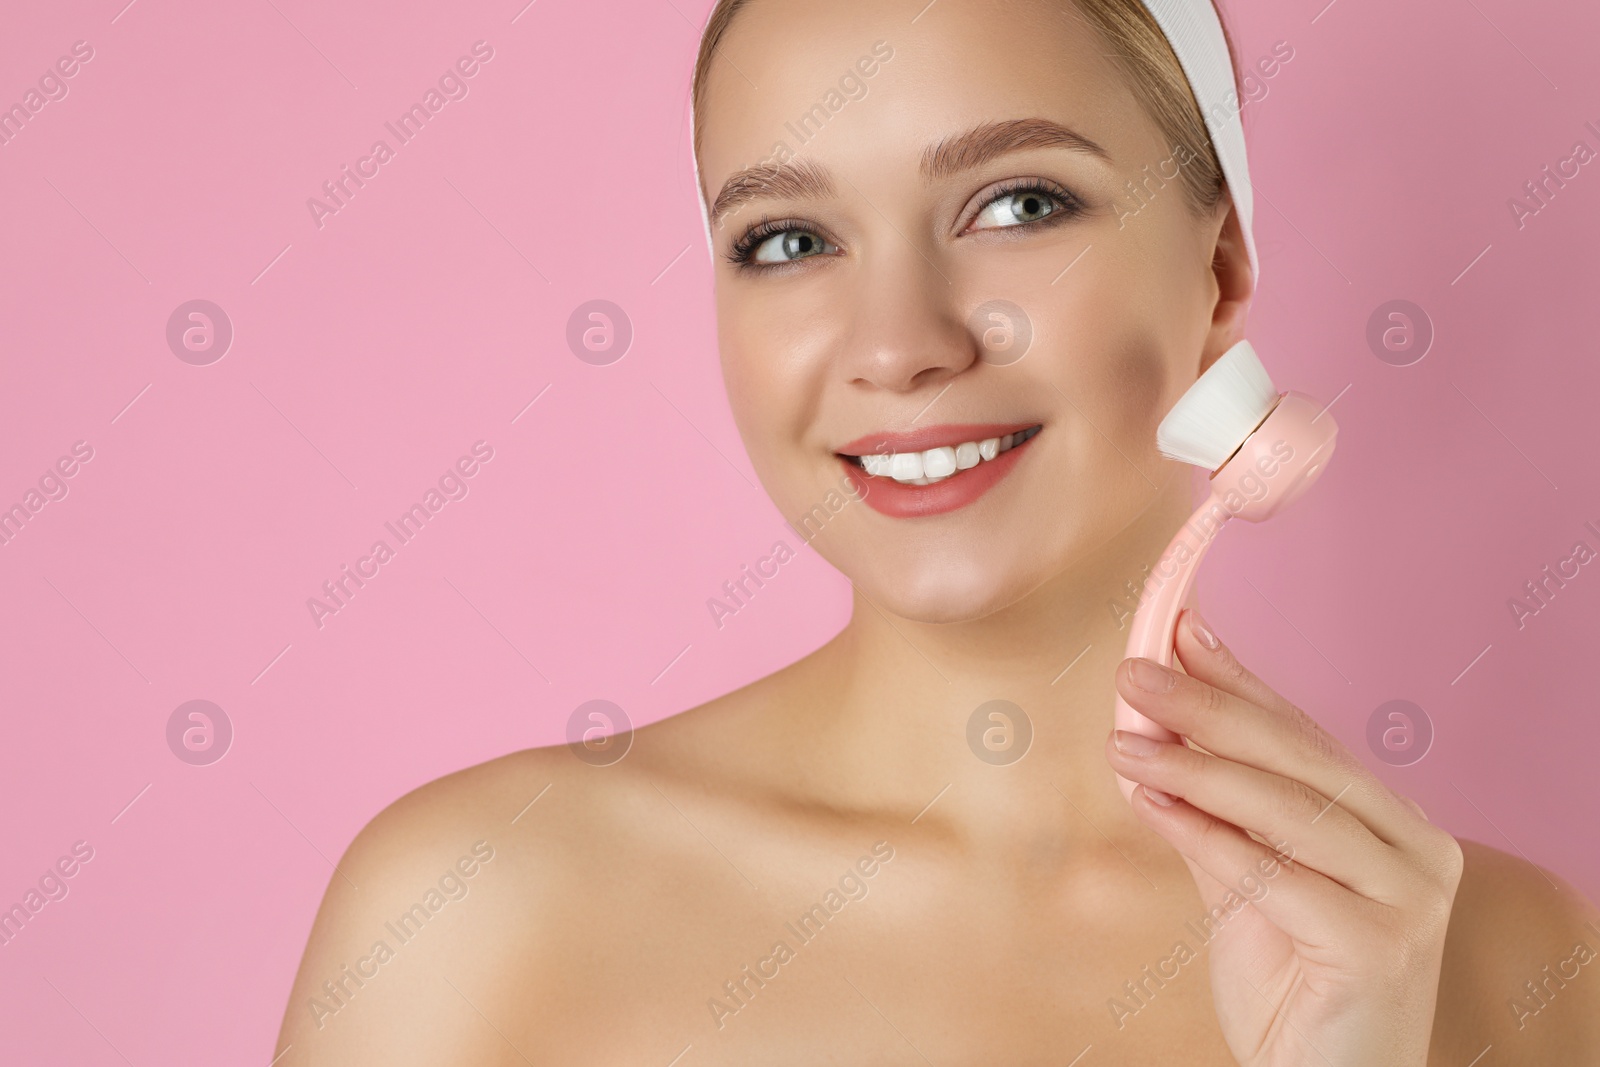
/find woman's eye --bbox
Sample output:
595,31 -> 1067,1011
972,188 -> 1064,230
750,229 -> 838,265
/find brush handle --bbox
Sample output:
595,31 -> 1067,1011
1113,492 -> 1231,801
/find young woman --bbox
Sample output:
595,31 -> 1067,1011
276,0 -> 1600,1062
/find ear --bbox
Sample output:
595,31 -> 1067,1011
1197,192 -> 1255,377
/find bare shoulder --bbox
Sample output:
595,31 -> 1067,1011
1430,837 -> 1600,1064
271,744 -> 592,1065
272,666 -> 809,1066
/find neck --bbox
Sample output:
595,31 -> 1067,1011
789,476 -> 1200,850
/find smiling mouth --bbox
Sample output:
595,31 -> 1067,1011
839,425 -> 1042,485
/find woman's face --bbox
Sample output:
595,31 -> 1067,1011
696,0 -> 1247,623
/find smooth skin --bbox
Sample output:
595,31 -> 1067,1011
275,0 -> 1600,1063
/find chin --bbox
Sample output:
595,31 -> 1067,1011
846,552 -> 1046,625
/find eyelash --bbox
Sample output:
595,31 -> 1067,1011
723,178 -> 1085,271
725,215 -> 815,271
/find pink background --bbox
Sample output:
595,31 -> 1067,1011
2,0 -> 1598,1060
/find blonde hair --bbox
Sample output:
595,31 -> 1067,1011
691,0 -> 1244,220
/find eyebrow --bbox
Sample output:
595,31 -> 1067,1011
707,117 -> 1112,228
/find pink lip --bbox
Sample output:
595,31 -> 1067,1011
837,424 -> 1042,519
834,422 -> 1040,456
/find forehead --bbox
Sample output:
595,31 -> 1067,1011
695,0 -> 1160,200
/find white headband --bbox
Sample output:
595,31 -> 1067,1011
689,0 -> 1258,283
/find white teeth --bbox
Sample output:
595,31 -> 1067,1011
922,446 -> 957,478
853,428 -> 1038,484
889,452 -> 924,482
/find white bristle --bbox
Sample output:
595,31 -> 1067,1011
1156,340 -> 1279,470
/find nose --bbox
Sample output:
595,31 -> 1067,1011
836,240 -> 977,394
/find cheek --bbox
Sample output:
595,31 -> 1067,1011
1062,329 -> 1171,450
1043,334 -> 1174,523
717,305 -> 784,429
1103,344 -> 1170,434
1040,258 -> 1178,450
717,305 -> 833,500
720,290 -> 839,413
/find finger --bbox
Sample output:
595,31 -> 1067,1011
1172,606 -> 1299,718
1121,616 -> 1429,854
1127,785 -> 1376,948
1106,730 -> 1413,903
1115,651 -> 1408,846
1173,608 -> 1444,853
1397,793 -> 1427,821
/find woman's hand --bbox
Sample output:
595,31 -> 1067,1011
1106,607 -> 1465,1067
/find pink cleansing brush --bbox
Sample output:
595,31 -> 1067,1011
1113,339 -> 1339,802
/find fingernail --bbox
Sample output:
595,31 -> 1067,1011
1188,609 -> 1219,650
1142,786 -> 1177,806
1129,657 -> 1175,692
1113,729 -> 1163,757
